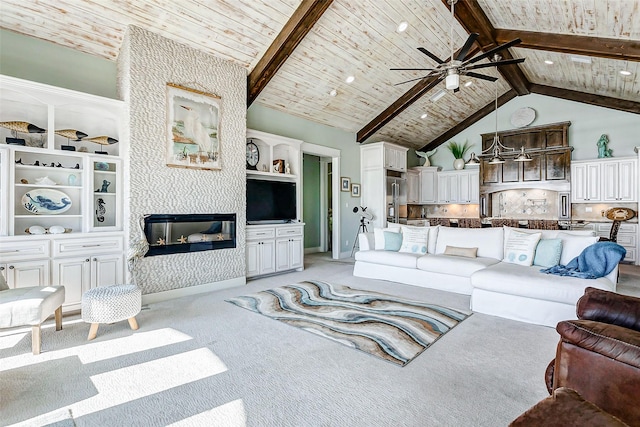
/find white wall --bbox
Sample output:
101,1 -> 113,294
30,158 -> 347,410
426,93 -> 640,170
118,26 -> 247,294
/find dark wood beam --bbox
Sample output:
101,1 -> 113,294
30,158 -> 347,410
530,84 -> 640,115
495,29 -> 640,62
247,0 -> 333,107
357,46 -> 480,143
445,0 -> 530,96
419,89 -> 517,152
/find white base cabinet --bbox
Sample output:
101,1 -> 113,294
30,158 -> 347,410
0,260 -> 50,288
247,224 -> 304,278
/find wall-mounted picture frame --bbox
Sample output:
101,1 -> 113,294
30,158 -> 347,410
166,83 -> 221,171
341,177 -> 351,192
351,183 -> 361,197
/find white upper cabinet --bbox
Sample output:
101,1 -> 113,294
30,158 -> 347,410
406,169 -> 420,203
383,144 -> 407,172
436,169 -> 479,204
572,158 -> 637,203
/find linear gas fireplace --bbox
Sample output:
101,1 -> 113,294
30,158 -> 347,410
144,214 -> 236,256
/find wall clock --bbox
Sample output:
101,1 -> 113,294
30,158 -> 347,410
510,107 -> 536,128
246,140 -> 259,170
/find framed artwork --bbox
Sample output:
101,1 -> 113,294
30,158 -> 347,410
351,183 -> 361,197
341,177 -> 351,192
166,83 -> 221,170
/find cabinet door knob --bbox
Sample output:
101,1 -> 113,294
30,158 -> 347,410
0,266 -> 4,271
9,265 -> 14,269
86,259 -> 90,262
93,258 -> 97,261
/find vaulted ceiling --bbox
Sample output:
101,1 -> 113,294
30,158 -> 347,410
1,0 -> 638,152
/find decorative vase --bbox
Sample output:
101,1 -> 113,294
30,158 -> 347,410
453,158 -> 465,170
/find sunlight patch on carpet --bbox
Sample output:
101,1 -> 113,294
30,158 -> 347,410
226,280 -> 471,366
167,399 -> 247,426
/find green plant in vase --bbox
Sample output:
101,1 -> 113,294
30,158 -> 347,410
447,140 -> 471,170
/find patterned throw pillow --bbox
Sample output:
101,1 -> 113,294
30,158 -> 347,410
503,230 -> 542,266
399,226 -> 429,254
383,231 -> 403,251
533,238 -> 563,268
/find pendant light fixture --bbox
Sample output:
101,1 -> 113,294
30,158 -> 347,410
480,77 -> 531,164
466,152 -> 480,165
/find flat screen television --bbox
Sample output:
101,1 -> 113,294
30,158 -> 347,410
247,179 -> 297,223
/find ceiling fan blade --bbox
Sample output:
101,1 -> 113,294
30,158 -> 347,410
417,47 -> 445,65
465,72 -> 498,82
462,38 -> 522,65
390,67 -> 438,71
465,57 -> 525,71
455,33 -> 479,61
394,73 -> 442,86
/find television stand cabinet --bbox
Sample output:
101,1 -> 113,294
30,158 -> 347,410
246,223 -> 304,278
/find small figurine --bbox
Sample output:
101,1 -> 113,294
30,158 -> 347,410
285,163 -> 291,174
100,179 -> 111,193
33,160 -> 40,166
15,158 -> 22,164
96,198 -> 106,223
597,134 -> 613,158
416,148 -> 437,166
49,162 -> 55,167
56,163 -> 63,168
74,163 -> 80,169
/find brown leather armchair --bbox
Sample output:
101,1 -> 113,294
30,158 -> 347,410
545,287 -> 640,425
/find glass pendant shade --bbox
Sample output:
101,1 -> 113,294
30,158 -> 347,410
445,73 -> 459,90
466,152 -> 480,165
514,146 -> 532,162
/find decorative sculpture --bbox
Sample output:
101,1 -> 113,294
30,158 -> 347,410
55,129 -> 88,151
84,135 -> 118,154
100,180 -> 111,193
0,121 -> 46,145
597,134 -> 613,158
415,148 -> 437,166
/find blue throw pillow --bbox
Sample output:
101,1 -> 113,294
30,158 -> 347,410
383,231 -> 403,251
533,238 -> 563,268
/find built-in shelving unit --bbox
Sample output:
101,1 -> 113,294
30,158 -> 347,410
0,75 -> 125,311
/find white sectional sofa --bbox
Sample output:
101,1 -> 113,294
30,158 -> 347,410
353,225 -> 618,327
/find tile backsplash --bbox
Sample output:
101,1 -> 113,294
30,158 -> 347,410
490,189 -> 558,219
572,202 -> 638,222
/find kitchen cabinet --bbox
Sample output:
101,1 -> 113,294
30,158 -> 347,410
406,169 -> 420,203
436,170 -> 479,204
411,166 -> 439,204
0,260 -> 50,288
572,158 -> 637,203
384,145 -> 407,172
246,224 -> 304,278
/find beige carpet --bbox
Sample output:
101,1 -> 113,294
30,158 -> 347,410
1,254 -> 638,426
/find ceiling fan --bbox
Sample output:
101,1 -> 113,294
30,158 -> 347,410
391,0 -> 525,91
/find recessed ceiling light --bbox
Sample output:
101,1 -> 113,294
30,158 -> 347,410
544,60 -> 554,65
429,89 -> 446,102
345,75 -> 355,84
464,81 -> 473,87
329,89 -> 337,97
397,21 -> 408,32
620,70 -> 632,76
420,113 -> 428,119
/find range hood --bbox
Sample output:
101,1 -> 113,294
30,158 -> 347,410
478,122 -> 572,219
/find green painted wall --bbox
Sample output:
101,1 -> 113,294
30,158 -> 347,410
303,154 -> 321,249
0,29 -> 118,99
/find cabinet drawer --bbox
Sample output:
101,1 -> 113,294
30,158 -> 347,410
0,239 -> 50,262
53,236 -> 123,257
276,226 -> 303,237
617,233 -> 636,247
247,228 -> 276,240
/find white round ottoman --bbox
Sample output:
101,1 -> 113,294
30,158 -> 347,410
81,284 -> 141,340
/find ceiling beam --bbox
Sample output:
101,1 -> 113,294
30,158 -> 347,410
530,84 -> 640,115
418,89 -> 518,152
247,0 -> 333,107
495,29 -> 640,62
357,46 -> 480,143
445,0 -> 530,96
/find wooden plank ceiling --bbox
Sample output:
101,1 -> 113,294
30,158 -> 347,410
0,0 -> 638,152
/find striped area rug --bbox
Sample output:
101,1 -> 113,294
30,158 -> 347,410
226,280 -> 471,367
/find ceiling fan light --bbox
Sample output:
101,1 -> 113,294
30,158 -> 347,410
514,146 -> 532,162
445,73 -> 459,90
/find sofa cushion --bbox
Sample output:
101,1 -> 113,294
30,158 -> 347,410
503,230 -> 542,266
417,254 -> 500,277
354,250 -> 422,268
399,226 -> 429,254
503,226 -> 596,255
533,238 -> 563,268
471,262 -> 615,305
383,231 -> 403,251
557,233 -> 599,265
373,226 -> 401,250
435,226 -> 504,260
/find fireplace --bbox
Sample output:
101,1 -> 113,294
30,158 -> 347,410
143,214 -> 236,256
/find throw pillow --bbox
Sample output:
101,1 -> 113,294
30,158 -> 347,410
503,230 -> 542,266
399,226 -> 429,254
373,227 -> 400,250
557,233 -> 599,265
383,231 -> 403,251
444,246 -> 478,258
533,238 -> 563,268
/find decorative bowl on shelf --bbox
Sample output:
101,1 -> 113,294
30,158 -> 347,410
21,188 -> 72,214
95,162 -> 109,171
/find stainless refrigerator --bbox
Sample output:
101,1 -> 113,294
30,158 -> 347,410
386,175 -> 407,224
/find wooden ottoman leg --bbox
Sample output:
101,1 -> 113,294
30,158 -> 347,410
128,317 -> 139,330
55,306 -> 63,331
87,323 -> 99,341
32,325 -> 41,355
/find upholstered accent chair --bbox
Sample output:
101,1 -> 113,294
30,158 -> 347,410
0,274 -> 65,355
